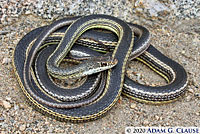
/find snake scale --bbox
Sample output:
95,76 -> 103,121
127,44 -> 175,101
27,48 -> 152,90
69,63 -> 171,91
13,15 -> 188,122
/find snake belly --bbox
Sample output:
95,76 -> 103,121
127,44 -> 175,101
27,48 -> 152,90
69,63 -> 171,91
13,15 -> 134,121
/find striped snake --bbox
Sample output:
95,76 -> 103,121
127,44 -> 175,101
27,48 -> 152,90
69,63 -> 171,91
12,15 -> 188,122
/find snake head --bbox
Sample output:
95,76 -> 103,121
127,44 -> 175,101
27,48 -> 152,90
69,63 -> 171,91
79,55 -> 118,77
98,56 -> 118,68
90,55 -> 118,71
96,52 -> 117,67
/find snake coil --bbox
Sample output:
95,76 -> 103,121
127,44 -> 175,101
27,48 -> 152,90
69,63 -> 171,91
13,15 -> 188,122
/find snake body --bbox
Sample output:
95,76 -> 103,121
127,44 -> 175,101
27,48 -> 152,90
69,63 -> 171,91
13,15 -> 188,122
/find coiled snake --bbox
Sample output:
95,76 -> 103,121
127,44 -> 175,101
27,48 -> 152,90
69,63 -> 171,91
13,15 -> 188,122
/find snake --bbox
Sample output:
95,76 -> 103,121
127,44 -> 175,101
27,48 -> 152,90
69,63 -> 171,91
12,15 -> 188,122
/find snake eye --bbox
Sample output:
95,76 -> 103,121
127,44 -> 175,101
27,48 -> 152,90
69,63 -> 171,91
101,62 -> 108,66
